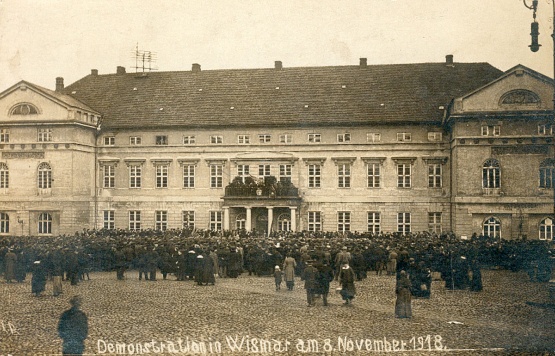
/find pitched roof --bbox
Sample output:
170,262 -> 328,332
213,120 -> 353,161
63,62 -> 504,129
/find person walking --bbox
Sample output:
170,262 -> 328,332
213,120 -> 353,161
58,296 -> 88,355
315,260 -> 334,306
303,260 -> 318,307
338,263 -> 356,305
282,253 -> 297,291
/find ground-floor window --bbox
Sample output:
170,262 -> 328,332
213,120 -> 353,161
539,217 -> 554,240
129,211 -> 141,231
182,211 -> 195,229
483,216 -> 501,238
278,213 -> 291,231
0,212 -> 9,233
397,212 -> 411,234
337,211 -> 351,232
367,212 -> 380,234
428,212 -> 442,233
38,212 -> 52,235
103,210 -> 115,229
236,213 -> 246,230
155,210 -> 168,231
308,211 -> 321,232
210,211 -> 223,231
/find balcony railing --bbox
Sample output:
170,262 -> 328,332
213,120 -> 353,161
224,183 -> 299,198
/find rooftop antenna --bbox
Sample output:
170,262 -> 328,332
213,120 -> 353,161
131,43 -> 158,73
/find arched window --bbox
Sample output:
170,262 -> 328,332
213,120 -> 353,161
539,217 -> 554,240
9,103 -> 39,115
539,159 -> 554,188
38,212 -> 52,234
0,162 -> 8,189
482,159 -> 500,189
483,216 -> 501,238
0,212 -> 9,233
278,214 -> 291,231
38,162 -> 52,189
236,213 -> 246,230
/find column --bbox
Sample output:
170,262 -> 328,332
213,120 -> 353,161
223,207 -> 230,231
290,206 -> 297,232
246,207 -> 252,231
267,207 -> 273,236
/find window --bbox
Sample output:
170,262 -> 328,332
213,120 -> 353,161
183,135 -> 196,145
103,210 -> 115,229
367,133 -> 381,143
103,164 -> 115,188
367,212 -> 380,234
210,164 -> 223,188
129,211 -> 141,231
155,211 -> 168,231
0,213 -> 9,233
156,135 -> 168,145
428,212 -> 442,233
337,211 -> 351,232
236,213 -> 246,230
129,165 -> 142,188
397,163 -> 411,188
367,163 -> 380,188
308,164 -> 321,188
278,214 -> 291,231
539,217 -> 554,240
237,165 -> 250,183
337,133 -> 351,143
183,165 -> 195,188
156,164 -> 169,188
38,128 -> 52,142
238,135 -> 250,144
482,159 -> 500,189
308,133 -> 321,143
38,213 -> 52,234
483,217 -> 501,238
182,211 -> 195,229
258,134 -> 271,143
397,133 -> 411,142
0,163 -> 8,189
540,159 -> 555,188
538,124 -> 552,136
103,136 -> 115,146
258,164 -> 271,179
397,213 -> 411,234
10,103 -> 38,115
308,211 -> 322,232
428,132 -> 442,141
129,136 -> 142,145
428,164 -> 442,188
338,163 -> 351,188
38,162 -> 52,189
210,135 -> 223,144
210,211 -> 223,231
481,125 -> 501,136
279,164 -> 292,183
279,134 -> 292,144
0,129 -> 9,143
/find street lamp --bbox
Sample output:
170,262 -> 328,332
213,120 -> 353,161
523,0 -> 555,235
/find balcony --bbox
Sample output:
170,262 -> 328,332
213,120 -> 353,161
222,176 -> 301,207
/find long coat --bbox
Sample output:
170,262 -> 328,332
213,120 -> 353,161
4,251 -> 16,281
395,274 -> 412,318
31,262 -> 47,295
303,265 -> 318,290
282,256 -> 296,282
338,266 -> 356,300
316,264 -> 334,294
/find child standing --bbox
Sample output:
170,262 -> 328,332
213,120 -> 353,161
274,266 -> 283,291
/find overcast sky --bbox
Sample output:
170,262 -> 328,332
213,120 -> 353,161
0,0 -> 552,92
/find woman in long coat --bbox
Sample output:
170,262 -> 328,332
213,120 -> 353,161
4,249 -> 17,283
282,254 -> 297,291
395,270 -> 412,318
338,264 -> 356,304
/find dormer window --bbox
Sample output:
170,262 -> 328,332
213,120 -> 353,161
10,103 -> 39,115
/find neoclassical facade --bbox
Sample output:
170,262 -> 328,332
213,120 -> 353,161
0,56 -> 553,239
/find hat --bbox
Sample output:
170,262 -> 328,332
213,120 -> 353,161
275,265 -> 280,270
342,246 -> 347,250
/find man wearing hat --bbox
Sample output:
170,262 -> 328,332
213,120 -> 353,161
303,260 -> 318,307
334,246 -> 351,280
4,248 -> 17,283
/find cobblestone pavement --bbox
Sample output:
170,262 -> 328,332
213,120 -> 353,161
0,270 -> 553,355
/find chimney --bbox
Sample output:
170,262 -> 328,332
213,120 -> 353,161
91,69 -> 98,76
446,54 -> 454,66
55,77 -> 64,92
359,58 -> 367,68
116,66 -> 126,74
192,63 -> 201,73
275,61 -> 283,70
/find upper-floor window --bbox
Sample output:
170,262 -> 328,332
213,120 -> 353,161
428,164 -> 442,188
238,135 -> 250,144
308,164 -> 321,188
183,135 -> 196,145
0,129 -> 9,143
279,164 -> 292,183
258,134 -> 271,143
10,103 -> 39,115
428,132 -> 442,142
308,133 -> 321,143
129,136 -> 142,145
156,135 -> 168,145
538,124 -> 552,136
397,163 -> 411,188
183,165 -> 195,188
397,132 -> 411,142
539,159 -> 554,188
482,159 -> 500,189
155,164 -> 169,188
38,128 -> 52,142
337,133 -> 351,143
102,164 -> 115,189
337,163 -> 351,188
481,125 -> 500,136
279,134 -> 292,144
38,162 -> 52,189
104,136 -> 115,146
367,133 -> 381,143
237,164 -> 250,183
210,164 -> 223,188
258,164 -> 271,179
210,135 -> 223,144
0,163 -> 8,189
129,165 -> 142,188
367,163 -> 380,188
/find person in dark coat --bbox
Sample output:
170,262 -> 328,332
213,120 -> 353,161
31,260 -> 47,297
58,296 -> 88,355
338,263 -> 356,305
303,260 -> 318,307
66,251 -> 80,286
51,249 -> 64,297
4,248 -> 16,283
395,270 -> 412,318
469,260 -> 483,292
14,250 -> 27,283
315,261 -> 334,306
